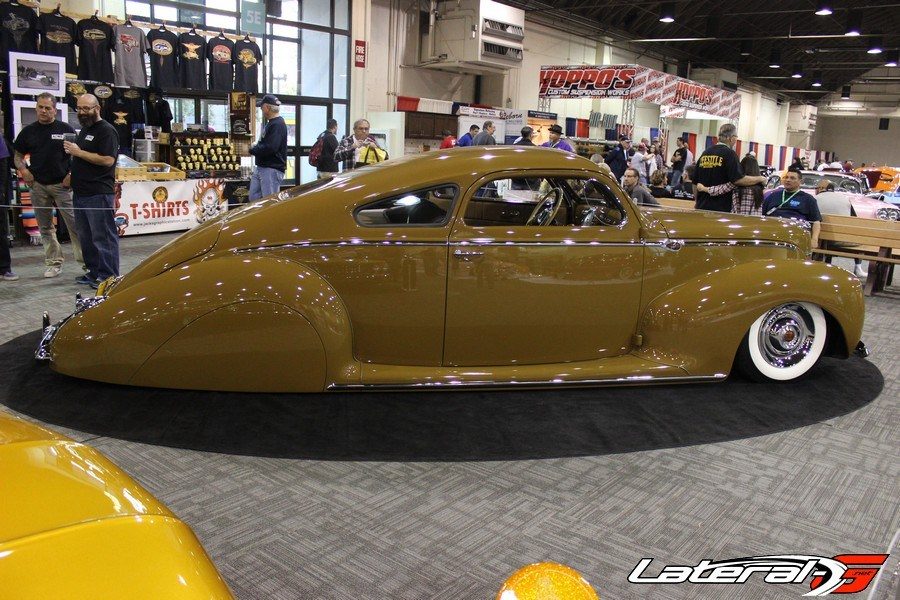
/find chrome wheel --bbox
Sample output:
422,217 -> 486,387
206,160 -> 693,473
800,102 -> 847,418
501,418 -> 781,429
757,305 -> 815,369
740,302 -> 827,382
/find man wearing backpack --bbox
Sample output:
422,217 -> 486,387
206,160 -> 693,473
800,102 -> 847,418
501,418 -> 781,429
312,118 -> 339,178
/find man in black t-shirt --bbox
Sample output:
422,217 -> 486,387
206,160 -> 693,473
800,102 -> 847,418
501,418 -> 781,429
316,118 -> 340,178
694,123 -> 767,212
13,93 -> 84,279
64,94 -> 120,288
762,166 -> 822,248
670,137 -> 688,188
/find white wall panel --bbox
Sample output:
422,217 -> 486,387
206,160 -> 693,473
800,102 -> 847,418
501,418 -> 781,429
814,117 -> 899,165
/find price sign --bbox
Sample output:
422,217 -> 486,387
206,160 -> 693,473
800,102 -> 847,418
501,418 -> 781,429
241,0 -> 265,36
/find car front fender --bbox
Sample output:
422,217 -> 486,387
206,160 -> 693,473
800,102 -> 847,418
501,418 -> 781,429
50,254 -> 358,391
636,259 -> 864,376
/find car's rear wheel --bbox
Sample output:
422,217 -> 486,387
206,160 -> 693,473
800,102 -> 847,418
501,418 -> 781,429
736,302 -> 827,382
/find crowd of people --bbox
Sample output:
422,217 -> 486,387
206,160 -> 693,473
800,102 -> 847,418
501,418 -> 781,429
3,113 -> 849,283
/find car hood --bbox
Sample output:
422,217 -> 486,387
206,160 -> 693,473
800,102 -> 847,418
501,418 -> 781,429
646,207 -> 811,254
0,410 -> 173,545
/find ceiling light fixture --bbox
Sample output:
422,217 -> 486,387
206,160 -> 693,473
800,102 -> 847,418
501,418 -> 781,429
812,71 -> 823,87
815,1 -> 833,16
866,36 -> 883,54
841,85 -> 851,99
885,50 -> 899,67
659,2 -> 675,23
739,41 -> 752,56
844,11 -> 862,36
769,49 -> 781,68
791,63 -> 803,78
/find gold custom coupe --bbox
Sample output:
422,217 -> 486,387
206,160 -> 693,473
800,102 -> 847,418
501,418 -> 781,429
0,410 -> 233,598
37,147 -> 866,391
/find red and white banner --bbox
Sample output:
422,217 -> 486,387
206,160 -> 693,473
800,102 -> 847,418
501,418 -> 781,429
539,64 -> 741,121
115,179 -> 228,237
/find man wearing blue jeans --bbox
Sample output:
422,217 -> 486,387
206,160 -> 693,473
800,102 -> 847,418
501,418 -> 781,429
249,94 -> 287,201
63,94 -> 120,289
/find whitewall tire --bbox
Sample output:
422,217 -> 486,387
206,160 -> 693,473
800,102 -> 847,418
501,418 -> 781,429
738,302 -> 827,382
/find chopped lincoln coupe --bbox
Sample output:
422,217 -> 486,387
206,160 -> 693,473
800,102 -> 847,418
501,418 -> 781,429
37,147 -> 866,391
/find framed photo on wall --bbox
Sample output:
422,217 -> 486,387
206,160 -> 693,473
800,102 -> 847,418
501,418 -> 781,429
12,100 -> 69,138
9,52 -> 66,97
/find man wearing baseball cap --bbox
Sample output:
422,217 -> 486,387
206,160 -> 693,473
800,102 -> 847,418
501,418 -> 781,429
249,94 -> 287,201
541,123 -> 574,152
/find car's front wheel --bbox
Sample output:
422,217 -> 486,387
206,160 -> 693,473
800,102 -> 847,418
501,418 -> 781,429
736,302 -> 827,382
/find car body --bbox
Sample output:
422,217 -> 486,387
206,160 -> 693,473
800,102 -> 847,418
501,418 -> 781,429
766,170 -> 900,221
0,410 -> 233,599
856,165 -> 900,193
38,147 -> 865,390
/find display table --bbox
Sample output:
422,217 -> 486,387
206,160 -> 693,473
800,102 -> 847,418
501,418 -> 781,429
116,178 -> 235,237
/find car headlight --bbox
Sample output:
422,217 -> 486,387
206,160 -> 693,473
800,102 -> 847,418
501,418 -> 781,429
875,207 -> 891,220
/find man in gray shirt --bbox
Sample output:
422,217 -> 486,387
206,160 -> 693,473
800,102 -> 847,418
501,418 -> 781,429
622,167 -> 659,206
472,121 -> 497,145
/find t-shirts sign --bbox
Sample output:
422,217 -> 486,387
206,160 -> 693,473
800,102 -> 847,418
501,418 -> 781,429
354,40 -> 366,67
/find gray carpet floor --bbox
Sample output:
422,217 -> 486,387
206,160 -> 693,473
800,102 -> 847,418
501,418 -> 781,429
1,232 -> 897,599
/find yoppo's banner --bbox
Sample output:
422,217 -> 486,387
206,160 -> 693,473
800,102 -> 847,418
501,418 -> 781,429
114,179 -> 228,236
539,64 -> 741,121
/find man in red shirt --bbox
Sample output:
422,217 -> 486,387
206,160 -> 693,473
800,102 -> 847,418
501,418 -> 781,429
439,130 -> 456,149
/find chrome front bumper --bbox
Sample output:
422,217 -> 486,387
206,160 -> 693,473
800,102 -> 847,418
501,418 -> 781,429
35,293 -> 107,362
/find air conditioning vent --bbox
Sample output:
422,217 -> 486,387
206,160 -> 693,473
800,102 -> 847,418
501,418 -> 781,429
482,41 -> 522,62
482,18 -> 524,42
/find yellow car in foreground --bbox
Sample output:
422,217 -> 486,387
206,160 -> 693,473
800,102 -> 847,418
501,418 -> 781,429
37,147 -> 866,391
0,410 -> 233,599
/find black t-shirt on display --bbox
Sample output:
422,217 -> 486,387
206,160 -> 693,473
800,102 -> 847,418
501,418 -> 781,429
178,31 -> 207,90
71,119 -> 118,196
762,188 -> 822,222
694,144 -> 743,212
146,98 -> 173,132
76,17 -> 115,83
0,2 -> 39,68
147,27 -> 179,88
233,39 -> 261,93
39,12 -> 77,73
207,35 -> 234,91
13,120 -> 76,185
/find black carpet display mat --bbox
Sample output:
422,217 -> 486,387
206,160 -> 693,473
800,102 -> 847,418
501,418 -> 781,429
1,331 -> 884,461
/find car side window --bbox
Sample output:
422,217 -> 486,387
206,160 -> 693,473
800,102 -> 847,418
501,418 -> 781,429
463,176 -> 625,227
355,185 -> 458,227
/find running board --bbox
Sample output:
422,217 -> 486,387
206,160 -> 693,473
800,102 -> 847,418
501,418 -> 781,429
330,356 -> 726,390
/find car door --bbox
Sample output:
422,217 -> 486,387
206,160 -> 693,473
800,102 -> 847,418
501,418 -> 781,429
443,172 -> 645,367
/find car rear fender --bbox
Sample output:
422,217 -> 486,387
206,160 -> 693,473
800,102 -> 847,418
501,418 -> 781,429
636,259 -> 864,375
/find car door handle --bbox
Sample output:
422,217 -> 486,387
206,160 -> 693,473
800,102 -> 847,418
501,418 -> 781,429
453,248 -> 485,261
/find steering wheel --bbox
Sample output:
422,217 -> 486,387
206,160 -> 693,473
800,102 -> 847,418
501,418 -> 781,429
525,188 -> 563,226
581,205 -> 620,226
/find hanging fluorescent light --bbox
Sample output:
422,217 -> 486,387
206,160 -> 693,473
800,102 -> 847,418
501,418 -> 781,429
841,85 -> 851,99
844,12 -> 862,36
659,2 -> 675,23
885,50 -> 899,67
866,37 -> 883,54
812,71 -> 823,87
791,63 -> 803,78
769,49 -> 781,68
815,1 -> 833,16
739,41 -> 752,56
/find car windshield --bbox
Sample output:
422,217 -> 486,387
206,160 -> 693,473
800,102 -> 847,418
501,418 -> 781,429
802,173 -> 866,194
